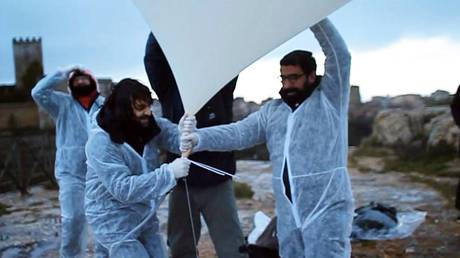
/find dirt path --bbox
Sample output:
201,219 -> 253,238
1,159 -> 459,257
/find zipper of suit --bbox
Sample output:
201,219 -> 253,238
283,110 -> 301,227
123,142 -> 148,173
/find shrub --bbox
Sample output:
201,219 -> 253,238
233,181 -> 254,199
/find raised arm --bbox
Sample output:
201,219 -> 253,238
31,69 -> 71,119
222,78 -> 238,121
144,32 -> 184,122
451,85 -> 460,126
86,131 -> 176,204
311,18 -> 351,114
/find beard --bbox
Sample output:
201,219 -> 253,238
71,83 -> 96,97
121,114 -> 158,155
128,115 -> 161,139
279,81 -> 315,110
135,115 -> 152,128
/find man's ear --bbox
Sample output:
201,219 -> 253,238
307,71 -> 316,84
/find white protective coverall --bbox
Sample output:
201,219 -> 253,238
192,18 -> 354,258
31,69 -> 106,257
85,117 -> 180,258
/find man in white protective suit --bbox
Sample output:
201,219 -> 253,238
31,66 -> 108,257
85,78 -> 191,258
180,18 -> 354,258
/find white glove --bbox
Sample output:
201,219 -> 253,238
178,114 -> 198,153
178,114 -> 197,134
57,65 -> 81,78
168,158 -> 190,179
180,132 -> 199,153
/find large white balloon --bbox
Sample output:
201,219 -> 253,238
132,0 -> 350,114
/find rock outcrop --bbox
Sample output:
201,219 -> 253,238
232,97 -> 261,121
367,106 -> 459,151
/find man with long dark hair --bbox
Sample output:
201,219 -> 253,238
85,78 -> 190,257
31,66 -> 107,257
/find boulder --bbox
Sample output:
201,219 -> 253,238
233,97 -> 261,121
368,106 -> 459,151
429,90 -> 451,104
425,111 -> 459,150
371,110 -> 421,147
389,94 -> 425,110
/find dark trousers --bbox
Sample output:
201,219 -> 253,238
456,177 -> 460,211
167,180 -> 248,258
456,137 -> 460,211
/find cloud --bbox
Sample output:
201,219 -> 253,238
235,58 -> 281,103
351,37 -> 460,101
235,37 -> 460,103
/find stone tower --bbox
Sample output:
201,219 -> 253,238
349,85 -> 362,109
13,37 -> 44,90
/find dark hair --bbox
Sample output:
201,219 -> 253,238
97,78 -> 153,143
68,69 -> 97,90
280,50 -> 317,76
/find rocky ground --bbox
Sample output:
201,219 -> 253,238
1,156 -> 460,258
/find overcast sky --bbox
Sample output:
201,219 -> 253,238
1,0 -> 460,102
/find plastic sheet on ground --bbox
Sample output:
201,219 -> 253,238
351,210 -> 427,240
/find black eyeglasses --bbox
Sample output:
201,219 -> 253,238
280,73 -> 305,84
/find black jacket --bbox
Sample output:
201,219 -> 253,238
144,32 -> 237,188
451,85 -> 460,127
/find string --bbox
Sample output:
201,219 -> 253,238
188,159 -> 239,179
184,178 -> 199,258
180,154 -> 238,258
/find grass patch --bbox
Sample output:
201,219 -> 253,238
347,156 -> 358,169
352,146 -> 391,158
407,174 -> 457,207
353,239 -> 378,247
352,144 -> 457,176
351,144 -> 459,206
349,146 -> 391,172
356,166 -> 373,174
0,202 -> 11,216
42,180 -> 59,190
383,154 -> 455,176
233,181 -> 254,199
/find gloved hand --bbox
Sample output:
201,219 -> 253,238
168,158 -> 190,179
180,132 -> 199,153
178,114 -> 198,154
178,114 -> 197,134
57,65 -> 82,78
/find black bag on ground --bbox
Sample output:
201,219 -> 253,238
354,201 -> 398,230
239,216 -> 280,258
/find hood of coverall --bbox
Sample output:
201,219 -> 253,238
68,69 -> 99,98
